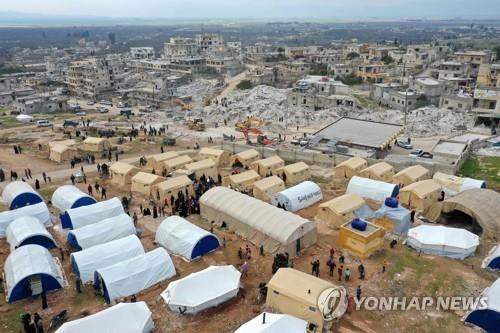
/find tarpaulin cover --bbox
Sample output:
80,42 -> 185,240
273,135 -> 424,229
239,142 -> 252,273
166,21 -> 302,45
372,203 -> 411,235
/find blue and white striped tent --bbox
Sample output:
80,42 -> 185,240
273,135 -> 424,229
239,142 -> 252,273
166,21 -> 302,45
2,181 -> 43,209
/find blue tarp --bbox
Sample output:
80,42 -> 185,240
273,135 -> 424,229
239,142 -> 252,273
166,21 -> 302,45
17,235 -> 56,250
191,235 -> 221,259
9,273 -> 62,303
372,202 -> 411,235
10,193 -> 43,210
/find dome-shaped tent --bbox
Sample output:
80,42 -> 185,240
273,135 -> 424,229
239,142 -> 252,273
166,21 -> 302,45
6,216 -> 56,251
346,176 -> 399,202
271,181 -> 322,212
67,213 -> 136,250
155,216 -> 219,261
61,197 -> 124,229
55,302 -> 154,333
2,181 -> 43,209
0,202 -> 51,237
463,278 -> 500,332
161,265 -> 240,314
4,244 -> 65,303
482,245 -> 500,271
51,185 -> 96,212
70,235 -> 145,283
235,313 -> 307,333
94,248 -> 176,304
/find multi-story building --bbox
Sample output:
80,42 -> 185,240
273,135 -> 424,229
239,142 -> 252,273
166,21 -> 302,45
472,86 -> 500,115
477,63 -> 500,88
15,91 -> 68,114
357,63 -> 390,83
164,38 -> 199,59
195,34 -> 224,53
246,66 -> 275,86
437,61 -> 471,80
275,61 -> 311,85
130,47 -> 155,60
329,63 -> 357,78
410,77 -> 443,105
439,93 -> 473,112
386,90 -> 418,111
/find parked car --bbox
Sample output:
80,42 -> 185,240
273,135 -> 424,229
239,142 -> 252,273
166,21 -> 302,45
100,100 -> 113,106
409,149 -> 433,159
98,107 -> 109,114
75,111 -> 86,116
86,101 -> 96,106
396,137 -> 413,149
420,152 -> 434,159
36,120 -> 53,127
63,120 -> 79,128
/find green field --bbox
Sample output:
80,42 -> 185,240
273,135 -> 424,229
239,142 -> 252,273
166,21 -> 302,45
460,156 -> 500,190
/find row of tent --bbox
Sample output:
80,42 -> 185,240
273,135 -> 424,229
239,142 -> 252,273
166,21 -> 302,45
336,157 -> 486,193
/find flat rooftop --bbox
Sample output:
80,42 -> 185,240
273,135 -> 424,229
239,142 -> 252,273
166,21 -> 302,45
314,117 -> 403,149
432,141 -> 467,157
450,133 -> 491,143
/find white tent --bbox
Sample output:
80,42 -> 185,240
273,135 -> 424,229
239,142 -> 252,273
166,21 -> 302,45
161,265 -> 240,314
346,176 -> 399,202
2,181 -> 43,209
55,302 -> 154,333
0,202 -> 51,237
70,235 -> 145,283
463,278 -> 500,333
271,181 -> 322,212
155,216 -> 220,261
235,313 -> 308,333
95,248 -> 176,303
61,197 -> 124,229
6,216 -> 56,251
67,213 -> 136,250
51,185 -> 96,212
482,245 -> 500,271
406,225 -> 479,259
4,244 -> 65,303
16,114 -> 33,123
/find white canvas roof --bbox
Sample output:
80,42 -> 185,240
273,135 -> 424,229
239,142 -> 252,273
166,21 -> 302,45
2,181 -> 42,207
65,197 -> 124,229
95,248 -> 176,303
346,176 -> 398,202
200,187 -> 316,245
6,216 -> 55,251
4,244 -> 64,301
155,216 -> 219,260
161,265 -> 240,314
55,302 -> 154,333
407,225 -> 479,259
235,313 -> 308,333
482,245 -> 500,270
71,235 -> 145,283
271,181 -> 322,212
51,185 -> 95,212
68,213 -> 136,249
0,202 -> 51,237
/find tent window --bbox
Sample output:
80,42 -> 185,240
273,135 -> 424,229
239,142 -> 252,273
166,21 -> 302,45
309,306 -> 316,312
273,290 -> 280,295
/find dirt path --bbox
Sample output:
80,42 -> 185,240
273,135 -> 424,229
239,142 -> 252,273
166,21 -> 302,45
216,64 -> 256,100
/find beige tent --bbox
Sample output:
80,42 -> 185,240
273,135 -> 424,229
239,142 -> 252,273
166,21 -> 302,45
229,170 -> 261,192
185,159 -> 217,180
442,189 -> 500,238
315,193 -> 366,228
335,157 -> 368,179
277,162 -> 310,186
266,268 -> 345,332
399,179 -> 442,212
146,151 -> 179,172
163,155 -> 193,173
392,165 -> 430,187
110,162 -> 140,186
231,149 -> 261,169
359,162 -> 394,182
198,147 -> 230,167
251,155 -> 285,177
153,175 -> 194,203
253,176 -> 285,203
200,187 -> 317,257
131,172 -> 165,195
81,137 -> 111,152
49,144 -> 77,163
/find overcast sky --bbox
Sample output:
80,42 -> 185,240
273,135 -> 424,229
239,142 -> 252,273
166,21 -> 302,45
2,0 -> 500,19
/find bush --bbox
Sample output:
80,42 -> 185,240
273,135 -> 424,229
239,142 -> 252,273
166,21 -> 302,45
237,80 -> 253,90
341,74 -> 363,85
381,55 -> 394,64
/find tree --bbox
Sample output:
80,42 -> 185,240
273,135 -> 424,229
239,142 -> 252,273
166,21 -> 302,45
493,45 -> 500,60
346,52 -> 360,60
236,80 -> 253,90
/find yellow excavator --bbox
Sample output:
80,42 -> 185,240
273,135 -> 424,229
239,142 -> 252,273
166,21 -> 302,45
186,118 -> 206,131
174,98 -> 193,111
235,116 -> 266,132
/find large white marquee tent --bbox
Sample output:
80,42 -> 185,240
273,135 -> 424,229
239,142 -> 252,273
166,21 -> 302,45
346,176 -> 399,202
2,181 -> 43,209
51,185 -> 96,212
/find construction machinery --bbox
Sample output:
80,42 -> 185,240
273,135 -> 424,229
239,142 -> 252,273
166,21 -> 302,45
235,116 -> 266,132
174,98 -> 193,111
186,118 -> 206,131
242,129 -> 278,146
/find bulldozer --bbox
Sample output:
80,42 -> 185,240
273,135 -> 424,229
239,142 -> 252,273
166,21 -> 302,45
235,116 -> 266,132
186,118 -> 206,131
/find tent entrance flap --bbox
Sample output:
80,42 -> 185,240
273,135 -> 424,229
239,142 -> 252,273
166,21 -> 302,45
191,236 -> 220,259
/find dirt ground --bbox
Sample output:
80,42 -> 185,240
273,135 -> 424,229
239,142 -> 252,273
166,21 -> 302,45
0,117 -> 498,333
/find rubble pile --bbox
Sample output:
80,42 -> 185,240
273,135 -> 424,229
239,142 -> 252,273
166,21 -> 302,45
177,79 -> 219,101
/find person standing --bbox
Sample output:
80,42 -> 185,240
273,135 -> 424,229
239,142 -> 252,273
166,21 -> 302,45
356,285 -> 362,301
345,268 -> 351,282
101,187 -> 107,199
88,184 -> 93,196
382,260 -> 388,273
338,265 -> 343,282
240,261 -> 248,278
42,172 -> 47,183
133,212 -> 138,226
70,174 -> 75,185
33,313 -> 44,333
327,256 -> 336,276
35,179 -> 40,190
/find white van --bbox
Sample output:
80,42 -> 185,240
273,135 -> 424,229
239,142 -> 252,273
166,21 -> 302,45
36,120 -> 53,127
